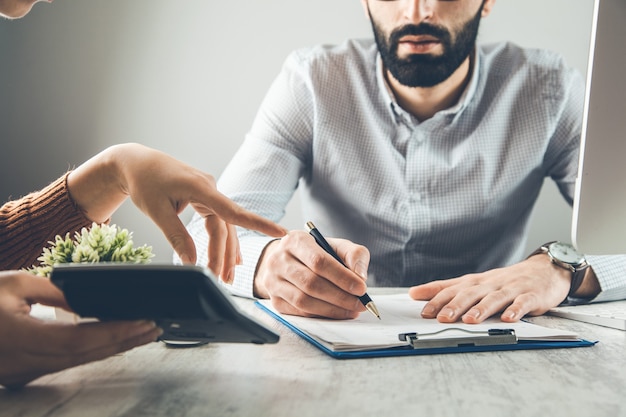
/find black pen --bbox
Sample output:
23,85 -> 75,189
306,221 -> 381,320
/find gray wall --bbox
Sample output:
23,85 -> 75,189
0,0 -> 595,262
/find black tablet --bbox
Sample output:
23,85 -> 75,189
50,263 -> 279,345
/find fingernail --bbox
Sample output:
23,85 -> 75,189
421,305 -> 436,317
464,308 -> 481,320
225,267 -> 235,284
154,327 -> 164,341
354,261 -> 368,280
132,320 -> 157,332
502,310 -> 516,321
438,307 -> 455,320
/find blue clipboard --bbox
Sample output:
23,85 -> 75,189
255,301 -> 597,359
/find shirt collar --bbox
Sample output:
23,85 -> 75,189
376,46 -> 481,125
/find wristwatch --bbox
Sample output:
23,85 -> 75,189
528,241 -> 589,297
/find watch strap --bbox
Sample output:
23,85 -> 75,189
527,241 -> 589,298
568,268 -> 588,297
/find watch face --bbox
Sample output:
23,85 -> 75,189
549,242 -> 585,264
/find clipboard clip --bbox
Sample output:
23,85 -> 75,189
398,328 -> 517,349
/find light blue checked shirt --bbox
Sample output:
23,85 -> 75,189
186,39 -> 626,302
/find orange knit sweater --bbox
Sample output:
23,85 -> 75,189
0,172 -> 92,270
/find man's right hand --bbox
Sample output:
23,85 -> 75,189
253,231 -> 370,319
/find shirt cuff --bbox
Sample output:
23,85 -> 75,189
226,235 -> 277,299
584,255 -> 626,302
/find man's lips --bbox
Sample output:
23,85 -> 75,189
400,35 -> 440,43
397,35 -> 441,53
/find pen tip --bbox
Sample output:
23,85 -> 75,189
366,303 -> 381,320
305,221 -> 315,231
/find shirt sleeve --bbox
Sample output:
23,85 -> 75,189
185,50 -> 315,298
0,172 -> 93,271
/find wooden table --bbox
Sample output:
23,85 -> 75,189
3,289 -> 626,417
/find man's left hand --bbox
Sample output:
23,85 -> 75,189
408,255 -> 576,323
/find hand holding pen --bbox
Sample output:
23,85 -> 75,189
306,222 -> 380,319
252,223 -> 375,319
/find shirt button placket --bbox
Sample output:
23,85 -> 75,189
406,128 -> 430,247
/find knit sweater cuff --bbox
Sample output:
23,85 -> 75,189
0,172 -> 93,270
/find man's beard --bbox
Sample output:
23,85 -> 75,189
370,5 -> 484,88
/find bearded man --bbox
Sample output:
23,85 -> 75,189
186,0 -> 626,323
